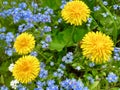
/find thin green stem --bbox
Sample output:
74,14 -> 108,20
90,15 -> 99,28
86,19 -> 91,31
99,1 -> 117,45
35,49 -> 48,60
66,26 -> 75,46
0,75 -> 4,84
116,40 -> 120,44
46,56 -> 53,64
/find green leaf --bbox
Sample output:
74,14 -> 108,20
111,88 -> 120,90
49,27 -> 74,51
0,61 -> 9,75
83,0 -> 96,10
73,27 -> 88,42
60,27 -> 74,46
92,70 -> 98,76
49,33 -> 66,51
4,75 -> 13,87
49,26 -> 88,51
41,0 -> 61,10
90,81 -> 99,90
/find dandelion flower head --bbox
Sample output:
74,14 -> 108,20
61,0 -> 90,26
12,55 -> 40,84
14,32 -> 35,55
81,31 -> 114,63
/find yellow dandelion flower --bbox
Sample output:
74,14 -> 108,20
61,1 -> 90,26
81,31 -> 114,63
14,32 -> 35,55
12,55 -> 40,84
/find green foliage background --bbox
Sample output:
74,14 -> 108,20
0,0 -> 120,90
